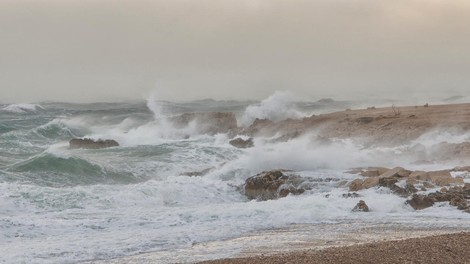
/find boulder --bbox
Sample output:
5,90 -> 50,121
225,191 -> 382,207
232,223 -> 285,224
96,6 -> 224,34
379,167 -> 411,178
69,138 -> 119,149
349,179 -> 364,192
428,171 -> 464,186
360,167 -> 390,177
229,137 -> 254,148
352,200 -> 369,212
406,194 -> 435,210
244,170 -> 307,200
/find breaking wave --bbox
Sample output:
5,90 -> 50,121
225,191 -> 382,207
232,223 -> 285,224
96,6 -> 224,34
7,154 -> 138,186
2,103 -> 44,114
240,91 -> 306,126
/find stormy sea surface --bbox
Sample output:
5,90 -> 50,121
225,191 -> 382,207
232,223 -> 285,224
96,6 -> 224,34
1,92 -> 469,263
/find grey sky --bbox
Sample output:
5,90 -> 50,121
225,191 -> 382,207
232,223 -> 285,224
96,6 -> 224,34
1,0 -> 470,103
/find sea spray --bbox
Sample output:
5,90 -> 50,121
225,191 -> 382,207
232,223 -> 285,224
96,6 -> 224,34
240,91 -> 306,127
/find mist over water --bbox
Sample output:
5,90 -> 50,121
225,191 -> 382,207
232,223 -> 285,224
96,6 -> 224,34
1,92 -> 470,263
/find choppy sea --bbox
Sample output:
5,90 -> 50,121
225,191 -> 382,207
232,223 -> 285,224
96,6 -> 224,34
1,92 -> 469,263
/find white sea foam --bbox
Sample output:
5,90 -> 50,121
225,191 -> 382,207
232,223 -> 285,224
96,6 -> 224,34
240,91 -> 306,127
2,103 -> 44,113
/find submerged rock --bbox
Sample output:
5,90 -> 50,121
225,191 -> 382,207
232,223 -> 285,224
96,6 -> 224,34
352,200 -> 369,212
69,138 -> 119,149
244,170 -> 307,201
180,167 -> 214,177
229,137 -> 254,148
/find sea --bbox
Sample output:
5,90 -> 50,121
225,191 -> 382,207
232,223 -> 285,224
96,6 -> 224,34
1,91 -> 469,263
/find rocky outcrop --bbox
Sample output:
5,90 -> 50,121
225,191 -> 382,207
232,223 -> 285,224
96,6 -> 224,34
244,170 -> 308,201
69,138 -> 119,149
406,185 -> 470,212
229,137 -> 254,148
169,112 -> 238,135
406,194 -> 435,210
352,200 -> 369,212
348,167 -> 463,196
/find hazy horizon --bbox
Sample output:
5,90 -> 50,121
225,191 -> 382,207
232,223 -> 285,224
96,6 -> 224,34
1,0 -> 470,103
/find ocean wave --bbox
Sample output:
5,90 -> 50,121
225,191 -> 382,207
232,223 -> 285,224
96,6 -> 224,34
33,120 -> 76,139
2,103 -> 45,114
240,91 -> 306,127
7,154 -> 138,186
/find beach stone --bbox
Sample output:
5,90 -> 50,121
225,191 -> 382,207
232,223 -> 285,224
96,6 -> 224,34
229,137 -> 254,148
244,170 -> 307,201
69,138 -> 119,149
352,200 -> 369,212
407,194 -> 435,210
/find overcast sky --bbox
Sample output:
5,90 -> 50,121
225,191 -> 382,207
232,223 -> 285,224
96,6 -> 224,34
1,0 -> 470,103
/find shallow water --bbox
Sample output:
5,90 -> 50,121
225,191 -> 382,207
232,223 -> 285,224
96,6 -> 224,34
1,95 -> 469,263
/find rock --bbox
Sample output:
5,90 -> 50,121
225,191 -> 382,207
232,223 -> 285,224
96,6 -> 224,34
428,171 -> 463,186
169,112 -> 238,135
407,194 -> 435,210
244,170 -> 307,201
422,181 -> 435,189
69,138 -> 119,149
362,177 -> 380,189
379,167 -> 411,178
352,200 -> 369,212
408,171 -> 431,181
352,167 -> 390,177
245,118 -> 275,135
229,137 -> 254,148
180,167 -> 214,177
343,192 -> 360,198
349,179 -> 364,192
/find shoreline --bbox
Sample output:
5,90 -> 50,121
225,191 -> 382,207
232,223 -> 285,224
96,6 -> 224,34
86,223 -> 467,264
201,231 -> 470,264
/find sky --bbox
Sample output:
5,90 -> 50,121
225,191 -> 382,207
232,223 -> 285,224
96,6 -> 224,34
1,0 -> 470,103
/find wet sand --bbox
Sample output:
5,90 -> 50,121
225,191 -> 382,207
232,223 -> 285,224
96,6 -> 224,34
201,232 -> 470,264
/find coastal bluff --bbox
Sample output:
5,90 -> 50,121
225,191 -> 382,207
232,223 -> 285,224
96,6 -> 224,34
242,103 -> 470,145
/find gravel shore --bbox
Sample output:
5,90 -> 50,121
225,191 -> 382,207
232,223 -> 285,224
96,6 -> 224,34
201,232 -> 470,264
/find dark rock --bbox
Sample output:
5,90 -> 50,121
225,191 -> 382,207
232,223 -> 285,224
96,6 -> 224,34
407,194 -> 435,210
343,192 -> 360,198
180,167 -> 214,177
229,137 -> 254,148
352,200 -> 369,212
69,138 -> 119,149
244,170 -> 307,201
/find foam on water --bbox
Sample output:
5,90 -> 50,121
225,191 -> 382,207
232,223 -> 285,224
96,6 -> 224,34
2,103 -> 45,113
